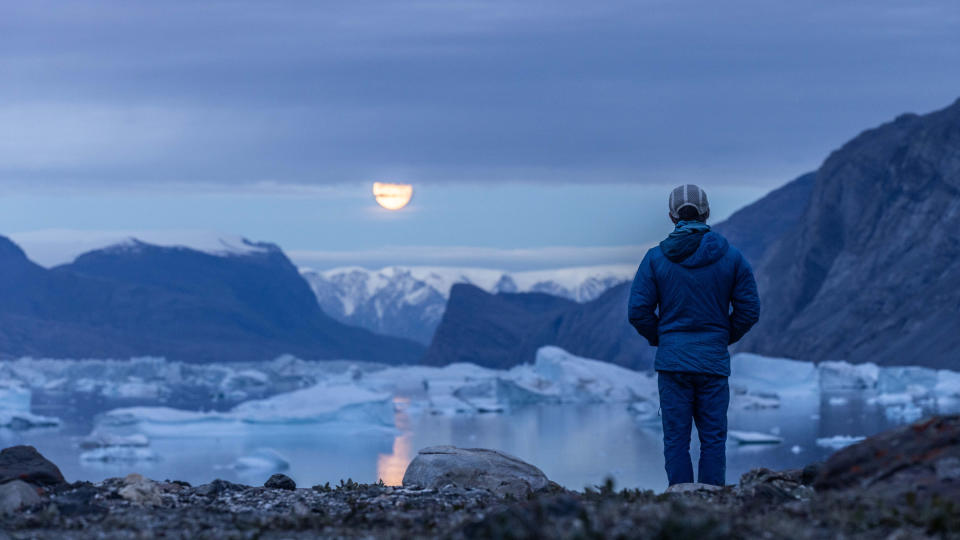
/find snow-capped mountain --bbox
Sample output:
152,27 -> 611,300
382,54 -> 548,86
0,235 -> 424,364
300,265 -> 635,344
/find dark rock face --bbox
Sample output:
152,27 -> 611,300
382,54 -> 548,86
713,172 -> 816,266
0,237 -> 424,363
422,284 -> 578,368
0,446 -> 65,486
740,98 -> 960,368
422,283 -> 655,369
402,446 -> 551,498
814,415 -> 960,499
265,474 -> 296,491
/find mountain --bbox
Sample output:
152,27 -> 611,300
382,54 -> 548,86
422,282 -> 656,370
739,98 -> 960,368
301,265 -> 634,344
713,172 -> 816,265
417,154 -> 827,369
0,236 -> 424,363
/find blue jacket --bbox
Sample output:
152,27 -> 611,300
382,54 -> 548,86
628,221 -> 760,376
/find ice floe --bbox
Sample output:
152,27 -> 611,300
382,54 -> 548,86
80,447 -> 159,463
97,381 -> 395,437
728,431 -> 784,445
815,435 -> 866,449
231,449 -> 290,472
0,383 -> 60,429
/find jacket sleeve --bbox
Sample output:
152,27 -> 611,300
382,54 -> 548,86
729,253 -> 760,345
627,251 -> 660,346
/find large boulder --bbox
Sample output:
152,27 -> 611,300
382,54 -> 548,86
0,445 -> 65,486
264,473 -> 296,491
814,415 -> 960,501
0,480 -> 40,514
402,446 -> 550,498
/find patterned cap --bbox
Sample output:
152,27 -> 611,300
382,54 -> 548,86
668,184 -> 710,220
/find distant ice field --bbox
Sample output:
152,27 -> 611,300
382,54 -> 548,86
3,348 -> 959,491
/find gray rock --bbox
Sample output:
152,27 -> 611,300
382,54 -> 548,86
665,483 -> 723,494
194,479 -> 247,498
402,446 -> 549,498
118,474 -> 162,506
0,445 -> 65,486
0,480 -> 41,514
814,414 -> 960,501
264,474 -> 296,490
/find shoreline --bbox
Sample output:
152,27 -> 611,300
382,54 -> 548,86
3,416 -> 960,539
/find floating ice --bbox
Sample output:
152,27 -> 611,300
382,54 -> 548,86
730,354 -> 818,397
819,361 -> 878,390
504,346 -> 659,405
935,370 -> 960,397
728,431 -> 784,445
790,445 -> 802,454
0,383 -> 60,429
98,381 -> 394,436
232,448 -> 290,471
815,435 -> 865,449
80,447 -> 158,463
628,400 -> 660,425
884,404 -> 924,423
80,431 -> 150,450
827,397 -> 849,406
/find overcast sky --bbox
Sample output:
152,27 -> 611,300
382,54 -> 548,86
2,1 -> 958,269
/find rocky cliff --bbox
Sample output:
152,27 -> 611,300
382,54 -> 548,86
422,282 -> 655,369
740,98 -> 960,368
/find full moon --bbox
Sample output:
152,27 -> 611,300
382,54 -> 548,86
372,182 -> 413,210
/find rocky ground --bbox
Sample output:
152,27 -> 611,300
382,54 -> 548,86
2,416 -> 960,539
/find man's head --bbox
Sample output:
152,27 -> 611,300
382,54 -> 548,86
668,184 -> 710,224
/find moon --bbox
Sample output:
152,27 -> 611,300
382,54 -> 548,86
372,182 -> 413,210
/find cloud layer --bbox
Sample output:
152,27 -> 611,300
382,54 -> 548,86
3,0 -> 958,190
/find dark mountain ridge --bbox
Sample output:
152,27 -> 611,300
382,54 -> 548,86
422,281 -> 657,370
424,99 -> 960,369
739,98 -> 960,368
0,237 -> 424,363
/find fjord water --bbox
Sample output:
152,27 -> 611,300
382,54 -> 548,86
3,391 -> 949,492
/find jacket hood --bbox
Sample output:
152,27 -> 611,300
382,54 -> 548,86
659,221 -> 729,268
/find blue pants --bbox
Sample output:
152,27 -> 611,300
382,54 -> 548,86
657,371 -> 730,486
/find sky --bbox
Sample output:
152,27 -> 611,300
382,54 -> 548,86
1,0 -> 959,270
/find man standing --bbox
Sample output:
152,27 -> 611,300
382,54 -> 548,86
628,184 -> 760,487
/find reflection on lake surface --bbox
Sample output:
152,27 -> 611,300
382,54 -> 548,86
4,389 -> 955,492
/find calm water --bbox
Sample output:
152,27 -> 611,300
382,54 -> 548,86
1,390 -> 937,492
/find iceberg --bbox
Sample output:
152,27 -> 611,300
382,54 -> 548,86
97,381 -> 394,436
0,383 -> 60,429
80,447 -> 159,463
818,361 -> 878,390
628,400 -> 661,425
815,435 -> 865,449
729,354 -> 818,397
503,346 -> 659,405
80,431 -> 150,450
231,448 -> 290,471
728,431 -> 783,445
884,403 -> 923,423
